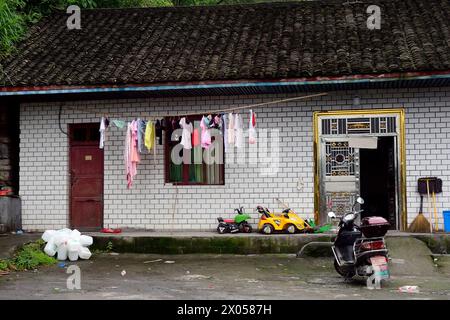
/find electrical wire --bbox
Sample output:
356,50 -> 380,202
58,104 -> 68,136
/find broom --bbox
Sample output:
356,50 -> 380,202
408,195 -> 431,233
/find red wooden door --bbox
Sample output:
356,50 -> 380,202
69,124 -> 104,231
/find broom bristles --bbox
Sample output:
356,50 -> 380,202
408,213 -> 431,233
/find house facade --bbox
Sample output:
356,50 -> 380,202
1,1 -> 450,232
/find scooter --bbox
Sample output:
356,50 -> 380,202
217,207 -> 252,234
328,197 -> 390,286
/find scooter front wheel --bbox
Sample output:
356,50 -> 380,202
334,260 -> 355,279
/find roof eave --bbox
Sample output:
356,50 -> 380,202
1,70 -> 450,97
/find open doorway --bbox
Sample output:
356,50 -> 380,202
359,136 -> 397,229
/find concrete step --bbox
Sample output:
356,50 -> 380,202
90,233 -> 335,255
88,231 -> 450,256
386,237 -> 436,276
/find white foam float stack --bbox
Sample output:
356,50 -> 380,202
42,228 -> 93,261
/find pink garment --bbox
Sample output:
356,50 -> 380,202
200,116 -> 212,149
130,121 -> 141,163
249,109 -> 257,144
125,121 -> 141,189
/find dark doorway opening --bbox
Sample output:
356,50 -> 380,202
359,136 -> 397,229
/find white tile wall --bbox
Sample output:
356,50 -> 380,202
19,87 -> 450,231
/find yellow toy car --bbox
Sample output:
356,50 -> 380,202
256,206 -> 313,234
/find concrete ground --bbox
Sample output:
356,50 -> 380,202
0,234 -> 449,300
0,251 -> 449,300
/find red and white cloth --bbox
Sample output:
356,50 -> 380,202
248,109 -> 257,144
125,120 -> 141,189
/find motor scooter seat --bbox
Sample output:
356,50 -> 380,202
223,219 -> 234,223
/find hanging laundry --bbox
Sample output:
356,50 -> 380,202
248,109 -> 257,144
222,113 -> 228,152
112,119 -> 126,129
99,117 -> 109,149
227,112 -> 235,145
131,120 -> 141,163
125,121 -> 141,189
170,117 -> 181,142
144,120 -> 156,155
137,118 -> 146,154
124,123 -> 132,188
212,115 -> 221,129
179,117 -> 193,149
234,113 -> 244,148
155,120 -> 163,145
192,127 -> 200,147
200,116 -> 212,149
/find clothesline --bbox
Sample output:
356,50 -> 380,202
97,92 -> 327,189
62,92 -> 328,119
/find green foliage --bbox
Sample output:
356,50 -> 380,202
106,241 -> 113,252
0,0 -> 285,58
95,0 -> 172,7
0,0 -> 27,58
92,240 -> 113,254
0,239 -> 56,272
0,260 -> 9,271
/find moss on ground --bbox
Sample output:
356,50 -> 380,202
0,239 -> 56,272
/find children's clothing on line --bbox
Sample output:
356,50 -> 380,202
192,127 -> 200,147
200,116 -> 212,149
112,119 -> 126,129
145,120 -> 156,155
179,117 -> 193,149
227,112 -> 234,145
234,113 -> 244,148
248,109 -> 257,144
155,120 -> 163,145
125,120 -> 141,189
137,118 -> 146,154
99,117 -> 109,149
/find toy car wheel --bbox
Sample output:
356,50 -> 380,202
217,226 -> 227,234
244,225 -> 252,233
261,224 -> 274,234
285,224 -> 296,234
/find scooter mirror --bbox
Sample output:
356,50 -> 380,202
327,211 -> 336,219
356,197 -> 365,205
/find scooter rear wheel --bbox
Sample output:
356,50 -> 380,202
334,260 -> 355,279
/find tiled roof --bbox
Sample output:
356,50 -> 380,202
1,0 -> 450,88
